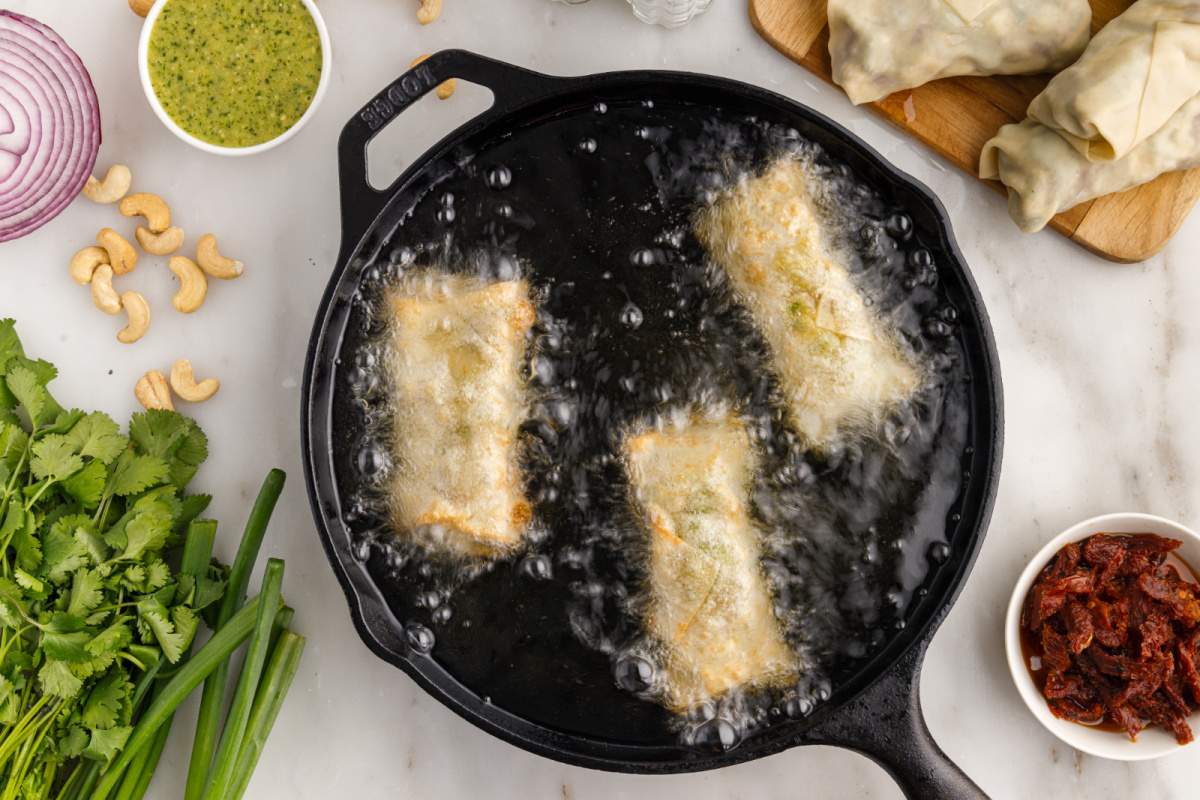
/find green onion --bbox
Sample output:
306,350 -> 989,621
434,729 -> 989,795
91,593 -> 278,800
230,630 -> 305,800
202,559 -> 284,800
184,470 -> 284,800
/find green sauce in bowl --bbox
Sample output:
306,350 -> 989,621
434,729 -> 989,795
147,0 -> 323,148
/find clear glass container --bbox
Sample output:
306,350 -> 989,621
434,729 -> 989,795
627,0 -> 712,27
550,0 -> 713,28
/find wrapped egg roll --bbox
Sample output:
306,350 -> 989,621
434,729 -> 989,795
1027,1 -> 1200,162
828,0 -> 1092,105
980,93 -> 1200,232
696,159 -> 920,449
625,416 -> 796,710
385,274 -> 535,556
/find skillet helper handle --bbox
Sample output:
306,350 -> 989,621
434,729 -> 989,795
802,639 -> 989,800
336,49 -> 565,256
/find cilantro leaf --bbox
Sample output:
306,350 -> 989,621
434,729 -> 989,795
143,560 -> 171,591
86,620 -> 132,658
0,578 -> 27,628
41,630 -> 92,663
67,570 -> 104,618
66,413 -> 127,464
84,725 -> 131,764
62,460 -> 106,508
12,512 -> 41,574
82,670 -> 130,730
0,675 -> 18,725
42,515 -> 92,584
121,511 -> 171,562
38,659 -> 83,699
59,726 -> 88,757
6,365 -> 45,426
106,450 -> 169,498
129,410 -> 208,488
140,608 -> 186,663
30,434 -> 83,482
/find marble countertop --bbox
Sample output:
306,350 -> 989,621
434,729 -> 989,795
2,1 -> 1197,797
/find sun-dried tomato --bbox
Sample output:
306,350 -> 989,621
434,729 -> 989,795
1022,533 -> 1200,745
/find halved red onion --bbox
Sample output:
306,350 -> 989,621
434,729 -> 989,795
0,11 -> 100,243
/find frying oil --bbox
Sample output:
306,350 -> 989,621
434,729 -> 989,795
333,99 -> 972,751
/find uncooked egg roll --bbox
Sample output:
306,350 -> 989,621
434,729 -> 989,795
696,159 -> 920,449
1027,0 -> 1200,162
385,273 -> 535,556
625,416 -> 796,711
828,0 -> 1092,106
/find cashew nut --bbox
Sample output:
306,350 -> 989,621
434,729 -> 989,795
195,234 -> 244,279
135,371 -> 174,411
416,0 -> 442,25
119,193 -> 171,234
169,359 -> 220,403
81,165 -> 132,204
97,228 -> 138,275
128,0 -> 154,17
410,55 -> 456,99
90,265 -> 123,315
117,292 -> 150,344
69,245 -> 109,285
168,256 -> 208,313
136,225 -> 185,256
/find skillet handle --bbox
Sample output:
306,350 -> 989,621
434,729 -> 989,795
336,49 -> 567,262
800,637 -> 989,800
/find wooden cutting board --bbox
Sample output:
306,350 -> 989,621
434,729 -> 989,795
748,0 -> 1200,263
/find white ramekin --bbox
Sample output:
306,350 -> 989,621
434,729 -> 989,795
137,0 -> 332,157
1005,512 -> 1200,761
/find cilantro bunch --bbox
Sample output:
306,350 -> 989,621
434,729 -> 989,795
0,321 -> 304,800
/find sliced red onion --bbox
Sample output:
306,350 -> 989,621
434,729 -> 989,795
0,11 -> 100,243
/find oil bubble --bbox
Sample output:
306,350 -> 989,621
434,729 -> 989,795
928,541 -> 952,564
630,248 -> 655,267
577,138 -> 598,154
355,444 -> 390,481
352,539 -> 372,562
614,655 -> 655,692
620,303 -> 644,329
594,102 -> 608,114
520,554 -> 553,581
406,623 -> 435,654
432,605 -> 453,625
485,165 -> 512,190
436,207 -> 456,224
692,718 -> 739,751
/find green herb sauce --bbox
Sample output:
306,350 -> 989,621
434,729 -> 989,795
148,0 -> 322,148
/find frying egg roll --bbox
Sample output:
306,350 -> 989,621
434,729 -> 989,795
625,416 -> 796,710
828,0 -> 1092,105
1027,1 -> 1200,162
385,274 -> 535,556
695,159 -> 920,449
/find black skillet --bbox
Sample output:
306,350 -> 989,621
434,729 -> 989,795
302,50 -> 1004,799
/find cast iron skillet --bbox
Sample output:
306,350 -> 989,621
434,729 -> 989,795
302,50 -> 1003,799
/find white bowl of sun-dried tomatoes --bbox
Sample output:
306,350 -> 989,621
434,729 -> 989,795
1006,512 -> 1200,761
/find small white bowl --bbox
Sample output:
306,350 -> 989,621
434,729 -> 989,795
137,0 -> 332,157
1005,512 -> 1200,761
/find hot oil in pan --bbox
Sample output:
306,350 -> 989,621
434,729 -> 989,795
334,98 -> 970,749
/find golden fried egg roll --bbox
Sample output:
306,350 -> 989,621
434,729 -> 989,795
625,416 -> 796,711
385,274 -> 535,556
696,159 -> 920,449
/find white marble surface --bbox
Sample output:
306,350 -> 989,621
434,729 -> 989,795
1,1 -> 1198,798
